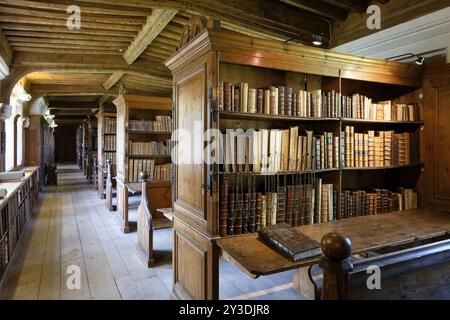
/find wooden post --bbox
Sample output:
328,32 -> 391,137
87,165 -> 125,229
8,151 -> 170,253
319,232 -> 353,300
137,171 -> 155,267
105,159 -> 114,211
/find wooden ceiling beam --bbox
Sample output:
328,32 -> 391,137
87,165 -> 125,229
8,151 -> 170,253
320,0 -> 368,13
280,0 -> 348,21
331,0 -> 449,47
30,83 -> 113,96
0,15 -> 142,31
124,9 -> 177,64
0,0 -> 152,16
8,37 -> 128,47
12,47 -> 124,55
0,28 -> 12,67
103,72 -> 125,90
49,101 -> 98,109
3,30 -> 133,42
0,6 -> 147,25
0,23 -> 137,37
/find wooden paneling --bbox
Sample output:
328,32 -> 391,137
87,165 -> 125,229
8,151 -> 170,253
175,68 -> 205,219
422,64 -> 450,209
54,124 -> 77,163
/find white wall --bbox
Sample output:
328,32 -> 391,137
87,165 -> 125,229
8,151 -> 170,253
333,7 -> 450,63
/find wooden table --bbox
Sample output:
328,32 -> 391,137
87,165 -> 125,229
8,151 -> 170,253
216,208 -> 450,278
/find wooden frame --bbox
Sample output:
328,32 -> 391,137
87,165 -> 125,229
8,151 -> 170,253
164,27 -> 423,300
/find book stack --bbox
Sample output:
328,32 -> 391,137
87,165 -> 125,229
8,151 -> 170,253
104,152 -> 116,165
218,179 -> 336,235
153,163 -> 171,182
219,82 -> 342,118
343,126 -> 420,168
129,115 -> 171,132
127,159 -> 155,183
105,117 -> 117,134
340,188 -> 418,219
128,140 -> 173,156
222,127 -> 339,173
104,135 -> 116,151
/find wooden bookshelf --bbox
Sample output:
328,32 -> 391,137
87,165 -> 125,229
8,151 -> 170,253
164,26 -> 423,299
96,107 -> 117,199
113,94 -> 173,233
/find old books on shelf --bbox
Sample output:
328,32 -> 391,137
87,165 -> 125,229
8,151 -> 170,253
258,222 -> 321,261
128,116 -> 171,132
340,188 -> 418,219
127,159 -> 171,183
218,176 -> 336,236
104,135 -> 116,151
128,140 -> 173,156
104,117 -> 116,134
218,82 -> 420,122
343,126 -> 420,168
222,127 -> 339,174
104,152 -> 116,165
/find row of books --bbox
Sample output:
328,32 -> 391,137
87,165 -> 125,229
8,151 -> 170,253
104,152 -> 116,165
218,82 -> 420,121
222,128 -> 339,173
128,140 -> 173,156
340,188 -> 417,219
128,116 -> 171,132
219,177 -> 336,236
127,160 -> 171,183
104,135 -> 116,151
104,117 -> 116,134
343,126 -> 420,168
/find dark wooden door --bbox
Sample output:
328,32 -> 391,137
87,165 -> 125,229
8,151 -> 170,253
55,124 -> 77,163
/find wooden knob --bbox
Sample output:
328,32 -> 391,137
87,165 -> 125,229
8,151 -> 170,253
139,171 -> 149,182
321,233 -> 352,260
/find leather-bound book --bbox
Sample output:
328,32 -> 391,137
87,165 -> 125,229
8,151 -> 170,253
292,92 -> 297,116
219,176 -> 228,236
258,223 -> 321,262
266,193 -> 273,226
218,81 -> 224,111
285,87 -> 293,116
248,88 -> 256,113
260,194 -> 267,228
257,89 -> 264,114
224,82 -> 232,111
227,193 -> 235,235
255,193 -> 262,232
249,193 -> 256,233
286,185 -> 294,226
276,186 -> 287,224
235,193 -> 243,234
243,193 -> 250,233
293,184 -> 300,227
233,86 -> 240,112
269,86 -> 278,115
264,89 -> 271,114
278,86 -> 285,115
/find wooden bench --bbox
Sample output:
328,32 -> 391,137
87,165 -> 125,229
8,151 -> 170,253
137,172 -> 173,267
217,208 -> 450,300
105,160 -> 117,211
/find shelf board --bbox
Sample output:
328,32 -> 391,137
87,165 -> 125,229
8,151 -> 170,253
104,133 -> 116,135
341,118 -> 424,125
127,155 -> 171,159
342,163 -> 424,171
217,111 -> 339,122
216,168 -> 339,175
103,150 -> 116,153
217,111 -> 424,125
126,129 -> 171,135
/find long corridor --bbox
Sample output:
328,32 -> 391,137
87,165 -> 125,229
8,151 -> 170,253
0,164 -> 302,300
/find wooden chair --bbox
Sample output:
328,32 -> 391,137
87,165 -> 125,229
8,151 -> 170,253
105,159 -> 117,211
137,171 -> 173,267
309,232 -> 450,300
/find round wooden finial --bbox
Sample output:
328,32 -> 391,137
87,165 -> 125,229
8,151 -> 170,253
139,171 -> 149,182
321,233 -> 352,260
106,159 -> 110,165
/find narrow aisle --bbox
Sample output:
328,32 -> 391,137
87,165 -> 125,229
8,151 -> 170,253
0,164 -> 174,300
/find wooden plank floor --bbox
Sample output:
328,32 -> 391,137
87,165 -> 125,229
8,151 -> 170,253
0,164 -> 304,300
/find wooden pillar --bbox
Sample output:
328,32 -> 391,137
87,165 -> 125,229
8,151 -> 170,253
319,232 -> 353,300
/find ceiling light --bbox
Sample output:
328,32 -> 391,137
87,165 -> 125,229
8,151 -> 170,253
312,34 -> 323,46
415,56 -> 425,65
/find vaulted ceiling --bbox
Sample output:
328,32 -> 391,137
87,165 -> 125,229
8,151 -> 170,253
0,0 -> 447,122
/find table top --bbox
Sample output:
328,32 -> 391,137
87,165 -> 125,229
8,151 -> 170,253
0,167 -> 39,209
216,208 -> 450,278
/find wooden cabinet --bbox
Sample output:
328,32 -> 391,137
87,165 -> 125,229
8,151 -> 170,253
113,95 -> 172,233
422,64 -> 450,209
165,27 -> 423,300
